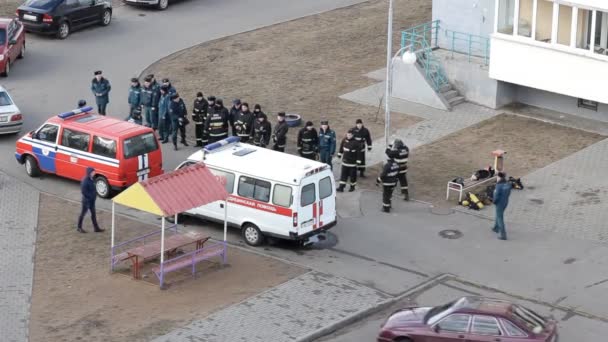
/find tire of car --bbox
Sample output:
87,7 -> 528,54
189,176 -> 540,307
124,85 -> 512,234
1,60 -> 9,77
394,338 -> 412,342
56,21 -> 70,39
157,0 -> 168,10
100,9 -> 111,26
242,223 -> 265,246
285,113 -> 301,127
18,43 -> 25,59
94,176 -> 112,198
24,155 -> 41,177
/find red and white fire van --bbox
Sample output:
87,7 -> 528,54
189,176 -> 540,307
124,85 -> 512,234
177,137 -> 337,246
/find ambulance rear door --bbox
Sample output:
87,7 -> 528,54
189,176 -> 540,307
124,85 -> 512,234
297,169 -> 336,236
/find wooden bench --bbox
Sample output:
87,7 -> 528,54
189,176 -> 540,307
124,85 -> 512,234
111,251 -> 134,267
152,242 -> 227,286
446,177 -> 496,202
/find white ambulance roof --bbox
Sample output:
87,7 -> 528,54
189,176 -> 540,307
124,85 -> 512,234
186,143 -> 329,185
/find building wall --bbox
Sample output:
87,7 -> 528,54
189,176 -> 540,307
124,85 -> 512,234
432,0 -> 495,48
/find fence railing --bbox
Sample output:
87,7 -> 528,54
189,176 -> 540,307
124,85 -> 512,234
445,29 -> 490,65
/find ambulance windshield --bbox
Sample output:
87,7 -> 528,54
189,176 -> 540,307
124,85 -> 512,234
123,132 -> 158,159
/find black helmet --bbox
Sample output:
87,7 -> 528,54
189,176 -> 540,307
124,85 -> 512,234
386,148 -> 398,159
78,99 -> 87,107
216,99 -> 224,106
393,139 -> 404,149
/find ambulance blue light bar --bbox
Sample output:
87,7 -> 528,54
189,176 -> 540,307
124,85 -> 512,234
204,136 -> 240,152
57,106 -> 94,119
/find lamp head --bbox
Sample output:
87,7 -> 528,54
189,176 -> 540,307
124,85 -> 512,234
401,50 -> 417,64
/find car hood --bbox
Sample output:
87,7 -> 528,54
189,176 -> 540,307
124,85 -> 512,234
383,307 -> 432,328
0,104 -> 20,114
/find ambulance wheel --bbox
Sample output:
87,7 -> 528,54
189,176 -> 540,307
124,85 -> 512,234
242,223 -> 264,246
94,176 -> 112,198
24,156 -> 40,177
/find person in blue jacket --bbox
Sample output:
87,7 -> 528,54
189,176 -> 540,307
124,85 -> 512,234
127,77 -> 142,124
77,167 -> 104,233
157,85 -> 171,143
492,172 -> 512,240
318,120 -> 336,169
90,70 -> 111,115
140,76 -> 155,128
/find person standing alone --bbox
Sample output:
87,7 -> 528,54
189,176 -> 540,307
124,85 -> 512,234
77,167 -> 104,233
492,172 -> 512,240
90,70 -> 111,115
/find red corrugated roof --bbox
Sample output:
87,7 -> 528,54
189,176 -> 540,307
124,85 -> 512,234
141,163 -> 228,217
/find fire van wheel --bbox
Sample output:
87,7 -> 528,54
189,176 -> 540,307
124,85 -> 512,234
242,223 -> 264,246
24,156 -> 41,177
94,176 -> 111,198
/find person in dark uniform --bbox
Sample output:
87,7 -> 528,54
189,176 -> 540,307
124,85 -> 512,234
157,86 -> 171,143
140,76 -> 155,128
252,112 -> 271,147
204,98 -> 230,144
204,96 -> 217,145
318,120 -> 336,170
127,78 -> 142,124
90,70 -> 111,115
337,129 -> 362,192
77,99 -> 87,108
376,149 -> 400,212
147,74 -> 161,131
253,104 -> 265,119
192,92 -> 208,147
229,99 -> 241,135
297,121 -> 319,160
161,78 -> 177,96
234,102 -> 255,143
352,119 -> 372,177
272,112 -> 289,152
77,167 -> 104,233
169,92 -> 188,150
390,139 -> 410,201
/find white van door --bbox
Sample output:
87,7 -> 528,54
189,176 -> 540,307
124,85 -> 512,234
317,173 -> 336,228
297,181 -> 317,235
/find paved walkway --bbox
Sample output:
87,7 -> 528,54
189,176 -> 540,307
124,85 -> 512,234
0,172 -> 39,342
152,271 -> 391,342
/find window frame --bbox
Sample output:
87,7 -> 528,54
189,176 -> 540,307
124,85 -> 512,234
209,167 -> 236,194
61,127 -> 91,152
92,135 -> 117,159
272,183 -> 293,208
238,176 -> 271,203
471,315 -> 503,336
36,123 -> 60,144
433,313 -> 472,333
122,132 -> 159,159
319,176 -> 333,200
300,183 -> 316,207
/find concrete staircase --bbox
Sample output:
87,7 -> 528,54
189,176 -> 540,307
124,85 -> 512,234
439,84 -> 465,108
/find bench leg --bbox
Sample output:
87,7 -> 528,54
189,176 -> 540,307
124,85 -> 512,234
192,255 -> 196,278
446,186 -> 450,200
459,191 -> 463,203
222,245 -> 227,265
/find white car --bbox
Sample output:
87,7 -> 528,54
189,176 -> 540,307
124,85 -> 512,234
0,85 -> 22,134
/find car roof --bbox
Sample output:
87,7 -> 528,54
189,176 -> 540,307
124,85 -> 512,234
454,296 -> 513,316
186,143 -> 330,185
47,113 -> 151,139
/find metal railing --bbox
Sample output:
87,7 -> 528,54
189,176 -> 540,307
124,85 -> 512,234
445,29 -> 490,65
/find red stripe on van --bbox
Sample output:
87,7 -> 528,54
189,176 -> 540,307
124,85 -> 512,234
227,195 -> 292,217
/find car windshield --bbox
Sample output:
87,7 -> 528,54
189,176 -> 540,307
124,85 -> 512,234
123,132 -> 158,159
511,305 -> 546,332
424,300 -> 456,324
24,0 -> 61,10
0,91 -> 13,106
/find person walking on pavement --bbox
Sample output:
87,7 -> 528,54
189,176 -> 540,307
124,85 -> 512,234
352,119 -> 372,177
252,112 -> 271,147
77,167 -> 104,233
147,74 -> 161,131
161,78 -> 177,96
318,120 -> 336,169
229,99 -> 241,135
272,112 -> 289,152
140,76 -> 155,128
376,149 -> 400,213
390,139 -> 410,201
169,92 -> 188,150
127,78 -> 142,124
253,104 -> 265,119
492,172 -> 512,240
157,85 -> 171,143
90,70 -> 111,115
297,121 -> 319,160
192,92 -> 208,147
204,98 -> 230,144
234,102 -> 255,143
337,129 -> 362,192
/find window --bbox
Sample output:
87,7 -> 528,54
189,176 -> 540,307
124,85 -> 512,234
0,28 -> 5,46
497,0 -> 515,35
209,168 -> 235,193
518,0 -> 533,37
557,5 -> 573,45
512,305 -> 547,332
535,0 -> 554,43
471,316 -> 502,336
319,176 -> 332,199
0,92 -> 13,106
273,184 -> 293,207
36,124 -> 59,143
123,132 -> 158,159
577,9 -> 592,49
92,136 -> 117,159
592,11 -> 608,55
24,0 -> 62,9
65,0 -> 78,6
578,99 -> 599,111
238,176 -> 271,202
61,128 -> 90,152
501,319 -> 527,337
300,183 -> 316,207
437,314 -> 471,333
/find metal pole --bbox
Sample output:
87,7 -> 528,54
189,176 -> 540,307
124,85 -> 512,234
223,200 -> 228,242
110,201 -> 115,272
160,216 -> 165,288
384,0 -> 393,149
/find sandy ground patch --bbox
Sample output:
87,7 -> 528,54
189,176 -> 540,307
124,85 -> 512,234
0,1 -> 20,17
29,194 -> 305,342
143,0 -> 428,152
358,114 -> 606,205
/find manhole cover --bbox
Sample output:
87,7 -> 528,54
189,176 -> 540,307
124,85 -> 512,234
439,229 -> 463,239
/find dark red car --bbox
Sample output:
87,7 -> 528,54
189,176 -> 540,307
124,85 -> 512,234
378,296 -> 558,342
0,18 -> 26,77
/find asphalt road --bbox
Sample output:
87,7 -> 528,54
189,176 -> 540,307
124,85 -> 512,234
0,0 -> 365,205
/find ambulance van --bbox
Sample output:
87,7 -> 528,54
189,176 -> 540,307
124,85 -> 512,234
177,137 -> 337,246
15,106 -> 163,198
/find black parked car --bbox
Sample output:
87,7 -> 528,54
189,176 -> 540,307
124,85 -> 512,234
16,0 -> 112,39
